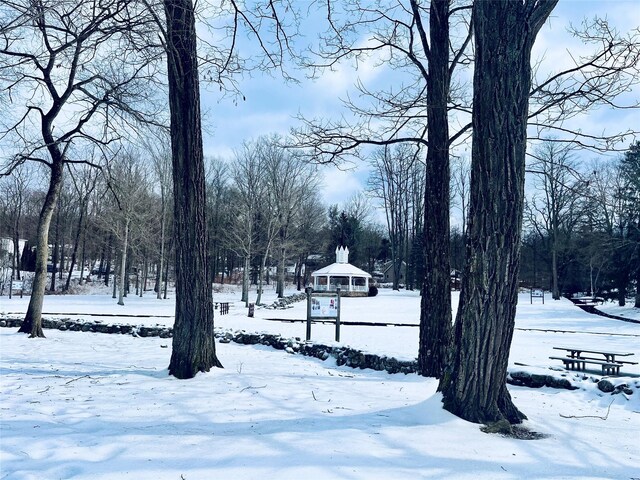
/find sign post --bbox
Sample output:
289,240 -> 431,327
11,280 -> 24,299
306,286 -> 341,342
530,288 -> 544,304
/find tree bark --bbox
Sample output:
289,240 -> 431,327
439,0 -> 558,424
164,0 -> 222,378
19,159 -> 64,337
418,0 -> 452,378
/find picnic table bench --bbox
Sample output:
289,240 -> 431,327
214,302 -> 230,315
571,297 -> 604,307
550,346 -> 637,376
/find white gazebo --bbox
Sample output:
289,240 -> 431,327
311,246 -> 371,297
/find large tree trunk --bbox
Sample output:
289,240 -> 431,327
164,0 -> 222,378
418,0 -> 451,378
19,159 -> 64,337
439,0 -> 557,425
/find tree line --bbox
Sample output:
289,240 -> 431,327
521,140 -> 640,307
0,136 -> 395,300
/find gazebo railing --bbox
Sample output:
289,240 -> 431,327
314,284 -> 368,292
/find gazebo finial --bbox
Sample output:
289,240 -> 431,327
335,245 -> 349,264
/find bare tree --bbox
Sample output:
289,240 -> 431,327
615,142 -> 640,306
159,0 -> 299,378
293,0 -> 639,382
264,140 -> 320,298
0,0 -> 163,337
525,142 -> 589,299
451,156 -> 470,239
204,157 -> 232,286
2,164 -> 31,283
228,140 -> 266,306
439,0 -> 559,426
293,0 -> 473,378
144,132 -> 173,300
292,192 -> 327,289
64,162 -> 100,291
102,151 -> 153,305
368,144 -> 417,290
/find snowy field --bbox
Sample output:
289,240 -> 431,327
1,287 -> 639,479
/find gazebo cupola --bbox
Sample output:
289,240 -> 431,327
311,246 -> 371,297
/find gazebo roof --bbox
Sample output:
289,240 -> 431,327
312,262 -> 371,278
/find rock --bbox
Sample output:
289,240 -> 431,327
481,420 -> 512,435
612,383 -> 633,395
546,377 -> 576,390
529,374 -> 548,388
509,371 -> 532,387
597,379 -> 615,393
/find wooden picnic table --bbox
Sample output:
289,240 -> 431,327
553,346 -> 635,363
550,346 -> 637,375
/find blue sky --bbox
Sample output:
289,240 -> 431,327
200,0 -> 640,212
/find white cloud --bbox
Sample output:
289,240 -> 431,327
320,166 -> 366,206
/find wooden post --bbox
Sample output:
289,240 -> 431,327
305,287 -> 312,341
335,286 -> 341,342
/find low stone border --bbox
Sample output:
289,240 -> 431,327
2,315 -> 634,395
219,330 -> 417,374
508,371 -> 577,390
0,317 -> 173,337
264,292 -> 308,309
0,316 -> 416,375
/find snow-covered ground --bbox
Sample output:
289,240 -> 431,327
1,287 -> 639,479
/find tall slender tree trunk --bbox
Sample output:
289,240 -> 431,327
117,220 -> 129,306
257,249 -> 270,305
50,210 -> 60,292
277,243 -> 286,298
13,208 -> 21,281
635,255 -> 640,308
104,234 -> 113,287
551,240 -> 560,299
165,0 -> 222,378
242,256 -> 250,305
157,199 -> 166,299
439,0 -> 558,425
65,202 -> 86,291
418,0 -> 452,378
79,226 -> 87,285
19,159 -> 64,337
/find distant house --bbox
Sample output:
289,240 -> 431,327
380,260 -> 407,286
0,237 -> 27,264
311,246 -> 371,297
450,269 -> 462,290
